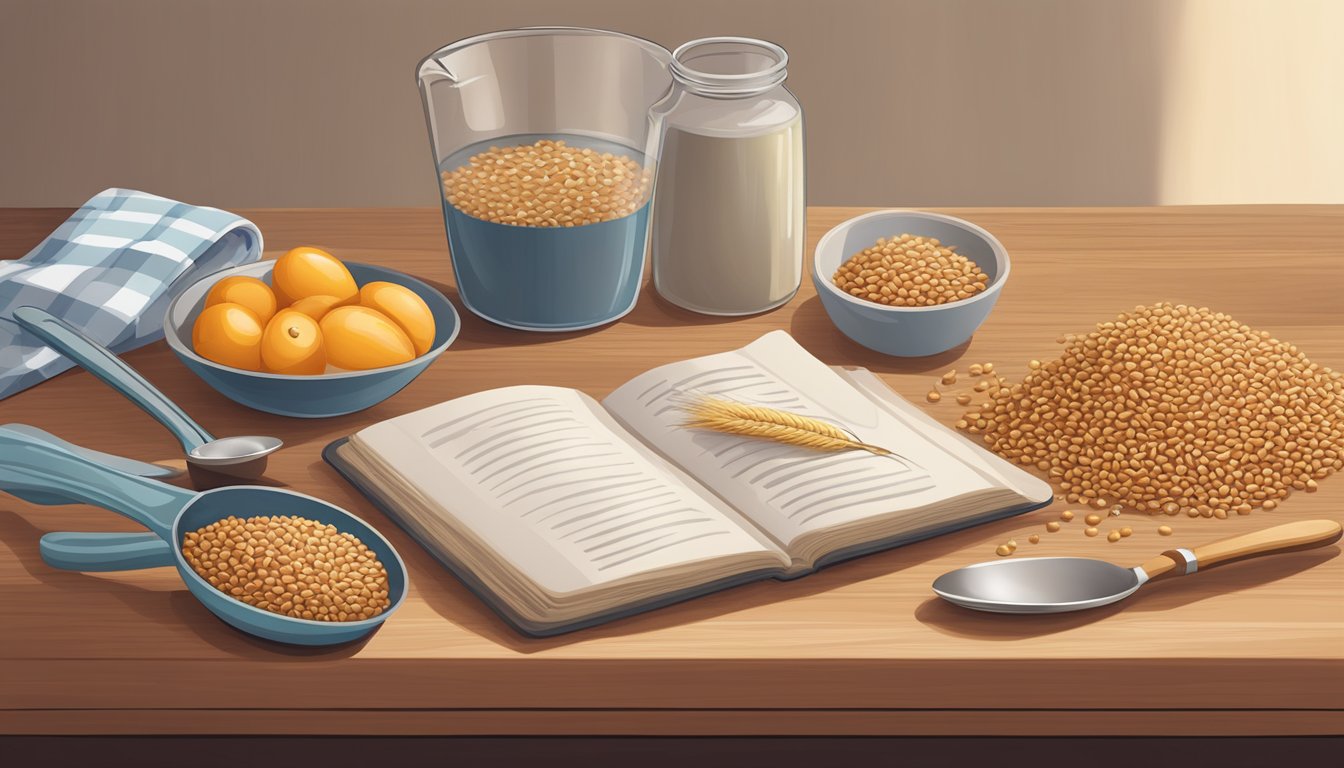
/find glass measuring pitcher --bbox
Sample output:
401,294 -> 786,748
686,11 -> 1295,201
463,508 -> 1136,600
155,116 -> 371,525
417,28 -> 672,331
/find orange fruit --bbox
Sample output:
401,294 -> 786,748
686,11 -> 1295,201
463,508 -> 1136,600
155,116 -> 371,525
261,309 -> 326,376
271,247 -> 358,307
320,306 -> 415,370
192,303 -> 263,371
204,276 -> 277,326
288,294 -> 344,322
357,281 -> 436,356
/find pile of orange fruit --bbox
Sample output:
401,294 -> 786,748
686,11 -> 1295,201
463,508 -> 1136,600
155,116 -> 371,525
192,247 -> 436,375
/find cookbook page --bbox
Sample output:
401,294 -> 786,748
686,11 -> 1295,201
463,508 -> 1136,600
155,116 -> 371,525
351,385 -> 786,595
603,331 -> 996,549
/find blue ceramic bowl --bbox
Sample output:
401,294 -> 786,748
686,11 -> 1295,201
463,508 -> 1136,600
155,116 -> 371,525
812,210 -> 1010,357
164,261 -> 460,418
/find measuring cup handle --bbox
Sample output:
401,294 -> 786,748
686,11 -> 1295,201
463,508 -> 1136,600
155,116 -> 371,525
12,306 -> 214,453
40,531 -> 176,572
0,424 -> 194,539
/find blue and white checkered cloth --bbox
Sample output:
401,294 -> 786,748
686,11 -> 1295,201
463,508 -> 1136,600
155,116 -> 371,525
0,188 -> 263,400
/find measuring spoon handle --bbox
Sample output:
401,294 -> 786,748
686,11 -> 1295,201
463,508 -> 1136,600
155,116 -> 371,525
2,424 -> 181,478
41,531 -> 176,572
12,306 -> 214,452
1139,520 -> 1343,579
0,424 -> 194,540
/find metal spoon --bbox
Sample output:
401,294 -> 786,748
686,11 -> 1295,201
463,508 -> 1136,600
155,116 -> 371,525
933,520 -> 1342,614
13,306 -> 281,480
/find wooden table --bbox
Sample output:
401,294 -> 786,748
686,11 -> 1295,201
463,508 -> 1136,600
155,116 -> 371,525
1,206 -> 1341,737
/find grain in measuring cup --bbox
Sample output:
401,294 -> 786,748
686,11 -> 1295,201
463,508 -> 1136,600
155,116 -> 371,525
440,138 -> 652,227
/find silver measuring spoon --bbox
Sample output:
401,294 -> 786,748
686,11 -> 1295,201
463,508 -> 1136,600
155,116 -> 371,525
13,306 -> 281,480
933,520 -> 1342,614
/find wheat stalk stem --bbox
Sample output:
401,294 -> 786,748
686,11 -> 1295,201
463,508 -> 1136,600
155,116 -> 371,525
682,397 -> 894,457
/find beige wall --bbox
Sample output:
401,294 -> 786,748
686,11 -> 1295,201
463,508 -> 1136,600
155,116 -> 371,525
1159,0 -> 1344,204
0,0 -> 1339,208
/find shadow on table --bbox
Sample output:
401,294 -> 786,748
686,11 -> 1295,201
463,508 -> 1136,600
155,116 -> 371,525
407,519 -> 1022,652
914,545 -> 1340,640
416,278 -> 980,376
418,277 -> 619,349
164,590 -> 377,658
424,279 -> 767,352
621,282 -> 773,329
788,296 -> 973,373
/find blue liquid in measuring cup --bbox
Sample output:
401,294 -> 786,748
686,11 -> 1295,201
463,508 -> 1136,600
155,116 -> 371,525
438,134 -> 652,332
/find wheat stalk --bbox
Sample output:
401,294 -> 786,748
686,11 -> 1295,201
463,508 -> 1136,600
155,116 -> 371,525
681,397 -> 894,457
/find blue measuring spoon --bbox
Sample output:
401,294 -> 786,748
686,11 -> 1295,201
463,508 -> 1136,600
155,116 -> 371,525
4,425 -> 180,479
0,424 -> 407,646
13,306 -> 282,480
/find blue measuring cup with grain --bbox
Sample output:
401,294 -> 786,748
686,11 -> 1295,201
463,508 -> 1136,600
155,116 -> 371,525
0,425 -> 407,645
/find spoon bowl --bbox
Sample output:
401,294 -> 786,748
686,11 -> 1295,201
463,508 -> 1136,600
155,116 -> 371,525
933,520 -> 1342,615
933,557 -> 1144,614
186,435 -> 284,480
188,435 -> 283,466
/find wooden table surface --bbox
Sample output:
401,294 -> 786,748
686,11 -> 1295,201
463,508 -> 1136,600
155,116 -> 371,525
1,206 -> 1341,737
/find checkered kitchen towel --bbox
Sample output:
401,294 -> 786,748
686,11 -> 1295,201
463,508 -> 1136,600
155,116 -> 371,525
0,188 -> 263,399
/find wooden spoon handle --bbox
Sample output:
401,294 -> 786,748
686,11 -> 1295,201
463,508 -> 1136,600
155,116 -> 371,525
1139,519 -> 1342,579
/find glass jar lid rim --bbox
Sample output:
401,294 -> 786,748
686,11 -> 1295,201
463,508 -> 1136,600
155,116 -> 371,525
670,36 -> 789,89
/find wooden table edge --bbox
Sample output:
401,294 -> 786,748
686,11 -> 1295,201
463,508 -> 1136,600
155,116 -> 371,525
2,708 -> 1341,737
4,658 -> 1341,711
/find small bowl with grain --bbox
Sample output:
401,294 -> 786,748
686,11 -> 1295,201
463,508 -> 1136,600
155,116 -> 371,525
812,210 -> 1010,357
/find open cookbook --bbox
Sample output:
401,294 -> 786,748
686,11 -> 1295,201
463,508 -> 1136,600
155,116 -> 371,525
325,331 -> 1052,636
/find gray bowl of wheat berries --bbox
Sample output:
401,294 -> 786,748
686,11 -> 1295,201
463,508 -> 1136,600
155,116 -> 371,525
812,210 -> 1010,357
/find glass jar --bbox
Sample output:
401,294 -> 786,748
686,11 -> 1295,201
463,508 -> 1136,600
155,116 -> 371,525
649,37 -> 805,316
